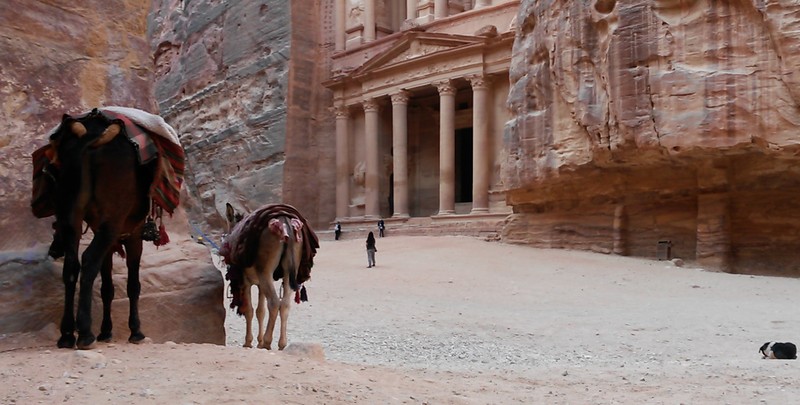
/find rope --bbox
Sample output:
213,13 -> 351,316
190,223 -> 220,250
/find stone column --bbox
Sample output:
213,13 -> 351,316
612,204 -> 627,255
391,91 -> 410,218
363,98 -> 380,218
469,75 -> 491,214
434,0 -> 448,19
407,0 -> 417,20
697,193 -> 731,271
334,105 -> 350,219
365,0 -> 376,42
474,0 -> 491,9
696,161 -> 731,271
335,0 -> 346,51
435,80 -> 456,215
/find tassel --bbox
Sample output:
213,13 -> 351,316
300,285 -> 308,302
155,224 -> 170,247
294,289 -> 301,304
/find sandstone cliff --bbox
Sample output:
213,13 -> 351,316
0,0 -> 155,250
0,0 -> 224,343
504,0 -> 800,275
148,0 -> 335,239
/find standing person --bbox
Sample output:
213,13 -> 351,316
366,231 -> 377,268
377,218 -> 385,237
334,221 -> 342,241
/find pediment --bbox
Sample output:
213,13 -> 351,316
353,32 -> 485,77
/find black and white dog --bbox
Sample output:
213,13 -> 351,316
759,342 -> 797,359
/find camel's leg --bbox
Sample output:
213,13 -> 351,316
97,252 -> 115,342
124,236 -> 145,343
76,224 -> 119,349
242,281 -> 254,348
255,288 -> 267,348
58,225 -> 81,349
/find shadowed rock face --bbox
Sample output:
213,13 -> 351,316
504,0 -> 800,275
147,0 -> 334,238
0,0 -> 155,251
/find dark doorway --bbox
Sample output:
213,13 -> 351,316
454,128 -> 473,203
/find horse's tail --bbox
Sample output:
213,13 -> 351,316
272,217 -> 300,291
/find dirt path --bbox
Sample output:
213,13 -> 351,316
3,235 -> 799,403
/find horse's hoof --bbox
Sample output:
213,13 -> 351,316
57,335 -> 75,349
97,331 -> 113,342
128,332 -> 146,344
76,334 -> 96,350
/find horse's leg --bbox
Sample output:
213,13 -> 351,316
261,277 -> 280,351
57,226 -> 81,349
97,252 -> 114,342
277,276 -> 293,350
277,241 -> 302,350
75,225 -> 117,349
242,281 -> 254,348
124,236 -> 145,343
255,287 -> 267,348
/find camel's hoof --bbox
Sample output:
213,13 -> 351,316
76,334 -> 96,350
57,334 -> 76,349
243,343 -> 252,348
97,331 -> 113,342
128,332 -> 146,344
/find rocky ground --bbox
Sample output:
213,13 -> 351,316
2,235 -> 799,404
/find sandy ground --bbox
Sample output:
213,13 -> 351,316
2,235 -> 799,404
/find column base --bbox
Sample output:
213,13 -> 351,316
392,213 -> 411,219
470,208 -> 489,214
436,210 -> 455,216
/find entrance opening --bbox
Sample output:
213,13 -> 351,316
454,128 -> 473,203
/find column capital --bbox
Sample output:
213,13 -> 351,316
331,104 -> 349,118
467,74 -> 491,90
433,79 -> 456,96
362,98 -> 380,112
391,90 -> 410,105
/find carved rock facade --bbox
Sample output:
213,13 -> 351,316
503,0 -> 800,275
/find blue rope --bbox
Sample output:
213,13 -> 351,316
190,223 -> 220,250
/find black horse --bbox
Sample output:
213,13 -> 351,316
48,109 -> 157,349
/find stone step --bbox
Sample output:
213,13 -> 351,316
322,214 -> 508,242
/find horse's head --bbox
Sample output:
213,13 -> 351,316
225,202 -> 245,234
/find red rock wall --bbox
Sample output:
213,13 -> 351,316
0,0 -> 225,344
504,0 -> 800,275
0,0 -> 155,250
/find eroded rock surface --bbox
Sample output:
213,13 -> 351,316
147,0 -> 334,237
504,0 -> 800,275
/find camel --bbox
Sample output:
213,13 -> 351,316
46,109 -> 158,349
221,203 -> 318,350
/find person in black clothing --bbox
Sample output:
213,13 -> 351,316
377,219 -> 385,237
366,231 -> 377,268
334,221 -> 342,240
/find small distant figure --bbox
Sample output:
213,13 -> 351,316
366,231 -> 377,268
377,218 -> 385,237
334,221 -> 342,240
760,341 -> 797,359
